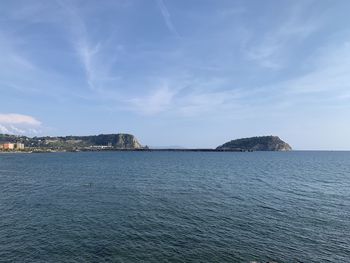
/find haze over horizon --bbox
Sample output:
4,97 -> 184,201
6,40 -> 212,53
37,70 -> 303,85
1,0 -> 350,150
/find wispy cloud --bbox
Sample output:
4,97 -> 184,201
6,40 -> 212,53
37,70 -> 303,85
285,42 -> 350,97
57,0 -> 95,89
217,7 -> 245,18
57,0 -> 99,90
76,41 -> 101,90
0,10 -> 83,102
125,33 -> 350,118
177,90 -> 241,117
128,85 -> 176,115
237,40 -> 350,113
245,2 -> 319,69
58,0 -> 123,93
124,76 -> 246,117
156,0 -> 180,38
0,32 -> 37,72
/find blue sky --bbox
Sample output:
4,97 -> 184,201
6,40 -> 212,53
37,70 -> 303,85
1,0 -> 350,149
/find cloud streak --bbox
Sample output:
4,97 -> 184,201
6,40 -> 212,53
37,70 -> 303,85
57,0 -> 101,91
76,41 -> 101,90
57,0 -> 124,94
156,0 -> 180,37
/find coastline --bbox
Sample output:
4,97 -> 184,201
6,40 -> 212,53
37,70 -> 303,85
0,148 -> 281,154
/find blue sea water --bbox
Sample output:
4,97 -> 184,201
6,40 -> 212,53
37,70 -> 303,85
0,151 -> 349,262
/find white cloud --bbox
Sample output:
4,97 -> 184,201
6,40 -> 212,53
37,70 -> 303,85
0,125 -> 10,134
8,125 -> 25,134
0,113 -> 41,126
0,114 -> 42,135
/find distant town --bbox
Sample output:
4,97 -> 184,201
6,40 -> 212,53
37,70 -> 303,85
0,142 -> 25,151
0,133 -> 147,153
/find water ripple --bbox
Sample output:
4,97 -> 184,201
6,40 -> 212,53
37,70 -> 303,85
0,151 -> 349,262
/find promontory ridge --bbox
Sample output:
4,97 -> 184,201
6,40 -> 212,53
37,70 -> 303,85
0,133 -> 143,152
216,136 -> 292,151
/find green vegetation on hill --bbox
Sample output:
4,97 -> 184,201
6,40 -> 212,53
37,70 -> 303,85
216,136 -> 292,151
0,133 -> 143,150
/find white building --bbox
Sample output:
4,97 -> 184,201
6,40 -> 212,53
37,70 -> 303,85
15,143 -> 25,150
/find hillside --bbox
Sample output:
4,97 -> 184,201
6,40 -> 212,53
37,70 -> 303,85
216,136 -> 292,151
0,133 -> 143,149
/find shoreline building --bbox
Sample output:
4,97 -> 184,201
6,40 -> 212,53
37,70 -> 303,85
0,142 -> 25,150
2,143 -> 15,150
15,143 -> 25,150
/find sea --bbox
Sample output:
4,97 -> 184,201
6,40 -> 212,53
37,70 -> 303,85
0,151 -> 349,262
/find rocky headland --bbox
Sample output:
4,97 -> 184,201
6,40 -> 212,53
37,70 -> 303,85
0,133 -> 143,151
216,136 -> 292,151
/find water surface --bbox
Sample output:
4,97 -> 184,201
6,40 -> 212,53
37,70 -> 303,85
0,151 -> 349,262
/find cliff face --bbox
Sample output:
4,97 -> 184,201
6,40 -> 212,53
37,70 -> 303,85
111,134 -> 142,149
0,133 -> 143,149
216,136 -> 292,151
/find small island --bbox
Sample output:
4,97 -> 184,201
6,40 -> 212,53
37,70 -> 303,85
216,136 -> 292,151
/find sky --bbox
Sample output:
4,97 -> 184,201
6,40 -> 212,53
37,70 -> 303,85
1,0 -> 350,150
